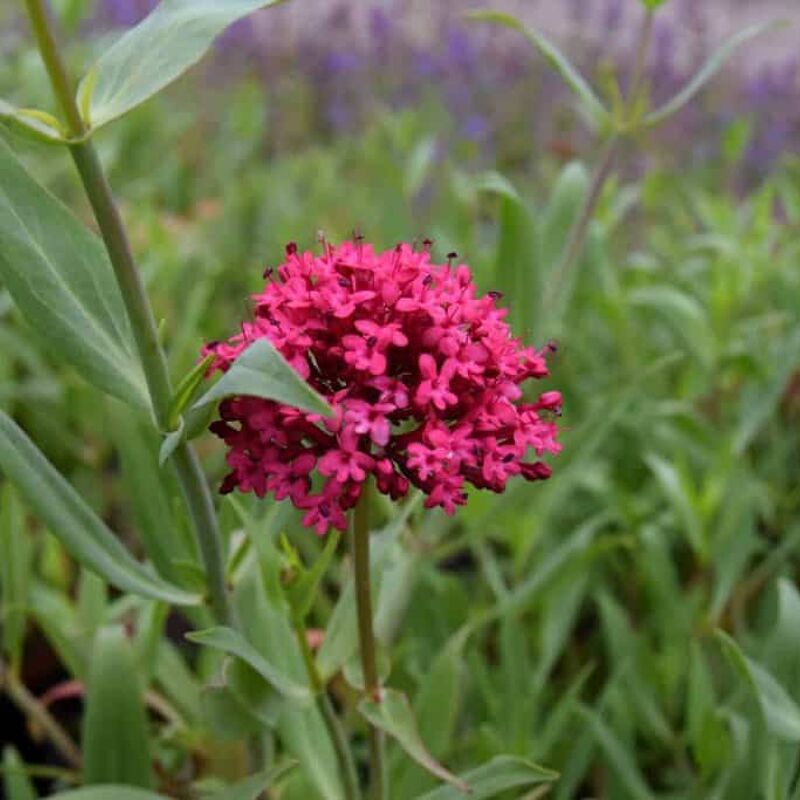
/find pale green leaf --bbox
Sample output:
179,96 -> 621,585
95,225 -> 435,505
82,626 -> 154,788
193,339 -> 331,417
47,788 -> 170,800
82,0 -> 288,129
716,630 -> 800,741
414,755 -> 558,800
0,100 -> 64,144
187,626 -> 312,704
0,411 -> 200,606
466,11 -> 608,128
358,688 -> 470,793
645,21 -> 787,127
0,137 -> 148,408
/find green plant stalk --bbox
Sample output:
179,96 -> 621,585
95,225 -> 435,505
22,0 -> 231,626
1,658 -> 82,769
542,8 -> 655,332
293,616 -> 362,800
352,485 -> 387,800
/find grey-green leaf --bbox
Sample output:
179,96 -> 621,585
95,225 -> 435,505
187,626 -> 312,704
0,485 -> 32,671
0,137 -> 148,408
82,0 -> 287,129
0,100 -> 64,143
645,20 -> 787,127
207,761 -> 297,800
358,688 -> 470,793
466,11 -> 608,128
2,747 -> 37,800
0,411 -> 200,606
193,338 -> 332,417
82,626 -> 154,788
716,630 -> 800,741
414,755 -> 558,800
47,789 -> 170,800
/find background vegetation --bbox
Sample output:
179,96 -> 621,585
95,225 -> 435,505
2,1 -> 800,798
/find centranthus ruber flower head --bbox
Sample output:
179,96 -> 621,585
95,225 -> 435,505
203,240 -> 561,534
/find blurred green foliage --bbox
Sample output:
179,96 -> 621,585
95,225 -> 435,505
3,5 -> 800,798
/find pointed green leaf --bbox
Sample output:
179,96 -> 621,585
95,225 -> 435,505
194,338 -> 331,416
2,747 -> 37,800
82,626 -> 154,788
415,755 -> 558,800
287,530 -> 341,620
82,0 -> 288,129
0,137 -> 148,408
0,100 -> 64,144
0,485 -> 32,671
169,354 -> 214,428
207,761 -> 297,800
0,411 -> 200,606
46,789 -> 169,800
645,21 -> 787,127
715,630 -> 800,741
358,688 -> 470,793
466,11 -> 608,128
187,626 -> 312,704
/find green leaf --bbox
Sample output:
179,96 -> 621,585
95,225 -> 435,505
287,531 -> 341,621
29,581 -> 86,679
206,761 -> 297,800
168,354 -> 214,428
0,411 -> 199,606
0,100 -> 64,144
0,485 -> 32,671
2,747 -> 37,800
576,706 -> 655,800
358,688 -> 470,793
466,11 -> 608,128
193,339 -> 332,417
715,630 -> 800,741
81,0 -> 288,129
414,755 -> 558,800
187,626 -> 312,704
645,20 -> 787,127
47,789 -> 170,800
82,626 -> 154,788
0,137 -> 148,408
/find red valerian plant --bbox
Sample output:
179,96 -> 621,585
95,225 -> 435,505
204,240 -> 561,534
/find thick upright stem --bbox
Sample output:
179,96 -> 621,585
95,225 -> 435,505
23,0 -> 231,625
352,486 -> 387,800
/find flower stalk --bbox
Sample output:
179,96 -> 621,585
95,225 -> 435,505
352,484 -> 387,800
22,0 -> 231,626
293,616 -> 362,800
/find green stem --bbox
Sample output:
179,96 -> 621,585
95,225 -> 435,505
352,485 -> 387,800
22,0 -> 231,626
293,617 -> 362,800
1,660 -> 82,769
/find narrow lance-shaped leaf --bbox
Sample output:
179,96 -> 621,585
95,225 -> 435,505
208,761 -> 297,800
81,0 -> 288,129
193,338 -> 332,417
466,10 -> 609,129
2,747 -> 37,800
82,626 -> 154,788
645,20 -> 787,127
187,626 -> 313,704
358,688 -> 471,793
0,411 -> 200,606
0,485 -> 32,672
0,100 -> 64,143
0,137 -> 149,409
715,629 -> 800,742
414,755 -> 558,800
46,789 -> 170,800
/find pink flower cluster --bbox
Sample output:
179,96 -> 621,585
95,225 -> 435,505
204,241 -> 561,534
